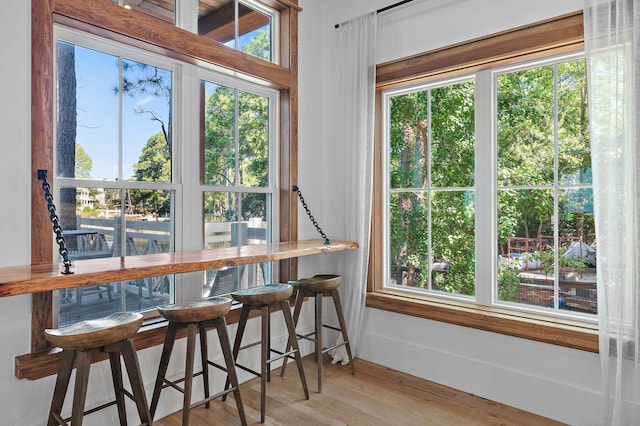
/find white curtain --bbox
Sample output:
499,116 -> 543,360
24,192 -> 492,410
584,0 -> 640,424
330,12 -> 377,364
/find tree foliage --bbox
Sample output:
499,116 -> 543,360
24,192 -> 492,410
388,58 -> 592,300
129,132 -> 171,216
389,80 -> 475,295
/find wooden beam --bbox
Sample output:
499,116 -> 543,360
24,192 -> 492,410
52,0 -> 292,88
376,11 -> 584,88
31,0 -> 55,354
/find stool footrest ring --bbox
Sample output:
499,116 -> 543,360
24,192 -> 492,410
190,386 -> 239,410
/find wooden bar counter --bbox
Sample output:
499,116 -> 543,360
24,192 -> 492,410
13,239 -> 358,380
0,239 -> 357,297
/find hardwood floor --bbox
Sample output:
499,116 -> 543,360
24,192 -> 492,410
153,354 -> 564,425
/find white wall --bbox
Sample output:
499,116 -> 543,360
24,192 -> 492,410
1,0 -> 601,424
298,0 -> 603,425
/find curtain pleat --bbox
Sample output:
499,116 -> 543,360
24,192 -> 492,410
584,0 -> 640,424
330,12 -> 377,363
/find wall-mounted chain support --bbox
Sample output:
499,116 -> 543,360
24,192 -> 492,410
293,185 -> 330,245
37,170 -> 73,275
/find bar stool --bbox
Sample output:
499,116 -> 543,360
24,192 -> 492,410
150,297 -> 247,426
44,312 -> 150,426
280,274 -> 355,393
226,283 -> 309,423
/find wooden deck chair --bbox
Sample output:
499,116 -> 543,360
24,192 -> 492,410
208,266 -> 244,297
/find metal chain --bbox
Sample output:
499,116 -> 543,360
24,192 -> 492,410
293,185 -> 330,245
38,170 -> 73,274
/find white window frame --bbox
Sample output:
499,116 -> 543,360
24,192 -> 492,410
52,24 -> 281,315
381,50 -> 596,324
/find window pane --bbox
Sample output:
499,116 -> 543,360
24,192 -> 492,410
497,66 -> 554,186
56,43 -> 173,182
202,192 -> 270,297
558,60 -> 591,185
57,188 -> 174,326
496,58 -> 596,316
430,190 -> 475,296
558,188 -> 596,312
237,4 -> 272,61
123,59 -> 173,182
57,42 -> 119,181
497,188 -> 552,304
203,82 -> 236,186
388,190 -> 475,296
431,82 -> 475,188
389,91 -> 429,189
389,191 -> 428,288
204,191 -> 238,248
198,0 -> 273,62
388,78 -> 476,298
239,90 -> 269,187
199,0 -> 235,44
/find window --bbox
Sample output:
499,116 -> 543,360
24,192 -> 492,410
382,53 -> 595,318
200,75 -> 277,297
106,0 -> 279,63
371,12 -> 598,351
496,56 -> 594,315
28,0 -> 299,356
54,30 -> 179,326
199,0 -> 278,63
385,77 -> 476,298
52,24 -> 281,326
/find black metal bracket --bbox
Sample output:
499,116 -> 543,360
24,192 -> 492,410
293,185 -> 330,245
38,169 -> 73,275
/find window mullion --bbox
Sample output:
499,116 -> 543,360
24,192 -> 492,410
475,70 -> 495,305
552,63 -> 560,311
427,90 -> 433,291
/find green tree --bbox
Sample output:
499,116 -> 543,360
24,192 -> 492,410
75,143 -> 93,178
242,28 -> 271,61
203,83 -> 269,223
388,80 -> 476,295
129,132 -> 171,216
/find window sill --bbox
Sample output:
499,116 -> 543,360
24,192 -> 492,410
366,290 -> 598,353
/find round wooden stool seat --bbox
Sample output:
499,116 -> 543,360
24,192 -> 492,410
44,312 -> 143,350
291,274 -> 341,293
45,312 -> 150,425
157,297 -> 232,323
231,283 -> 293,306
